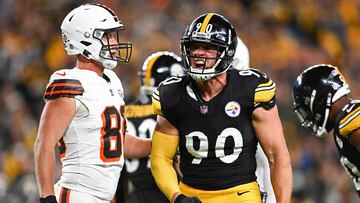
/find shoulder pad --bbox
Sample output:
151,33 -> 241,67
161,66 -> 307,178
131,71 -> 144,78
104,69 -> 124,96
152,76 -> 184,117
44,69 -> 84,101
237,68 -> 276,104
254,78 -> 276,103
152,89 -> 163,116
339,103 -> 360,136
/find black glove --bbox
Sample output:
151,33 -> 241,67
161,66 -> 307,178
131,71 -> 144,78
40,195 -> 57,203
174,194 -> 202,203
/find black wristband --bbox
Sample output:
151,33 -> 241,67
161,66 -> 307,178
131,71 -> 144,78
174,194 -> 201,203
40,195 -> 57,203
174,194 -> 186,203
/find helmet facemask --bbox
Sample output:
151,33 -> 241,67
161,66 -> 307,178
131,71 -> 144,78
182,40 -> 228,81
94,28 -> 132,69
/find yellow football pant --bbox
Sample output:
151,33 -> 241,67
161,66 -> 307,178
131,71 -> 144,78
179,181 -> 261,203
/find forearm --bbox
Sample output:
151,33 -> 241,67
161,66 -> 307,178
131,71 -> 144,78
124,134 -> 151,158
150,130 -> 180,201
34,140 -> 56,197
269,155 -> 292,203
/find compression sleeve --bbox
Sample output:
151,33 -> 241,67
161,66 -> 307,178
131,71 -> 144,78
150,130 -> 180,200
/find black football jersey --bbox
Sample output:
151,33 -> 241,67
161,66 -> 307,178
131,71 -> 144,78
152,68 -> 276,190
333,100 -> 360,193
125,102 -> 158,189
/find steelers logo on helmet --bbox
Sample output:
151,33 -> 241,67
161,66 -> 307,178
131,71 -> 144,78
225,101 -> 241,118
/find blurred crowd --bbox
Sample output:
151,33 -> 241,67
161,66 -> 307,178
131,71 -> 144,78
0,0 -> 360,202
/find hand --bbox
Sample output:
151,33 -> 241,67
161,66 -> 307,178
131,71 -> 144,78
39,195 -> 57,203
174,194 -> 202,203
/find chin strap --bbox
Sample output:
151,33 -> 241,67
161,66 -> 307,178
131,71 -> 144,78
315,93 -> 332,137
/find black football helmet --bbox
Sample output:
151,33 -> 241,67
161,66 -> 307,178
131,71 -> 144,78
292,64 -> 350,137
181,13 -> 238,81
139,51 -> 185,96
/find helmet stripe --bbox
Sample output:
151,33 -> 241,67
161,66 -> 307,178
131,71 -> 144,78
200,13 -> 214,33
90,3 -> 119,21
145,55 -> 162,86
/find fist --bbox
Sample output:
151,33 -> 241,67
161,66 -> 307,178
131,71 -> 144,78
174,194 -> 202,203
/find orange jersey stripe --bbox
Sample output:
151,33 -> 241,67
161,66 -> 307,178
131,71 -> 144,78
48,83 -> 83,88
45,90 -> 83,96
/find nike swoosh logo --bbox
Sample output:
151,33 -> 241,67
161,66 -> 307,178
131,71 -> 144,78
237,191 -> 250,196
56,72 -> 66,76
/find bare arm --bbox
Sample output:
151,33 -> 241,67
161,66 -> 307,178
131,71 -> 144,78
124,134 -> 151,158
252,106 -> 292,203
34,97 -> 76,197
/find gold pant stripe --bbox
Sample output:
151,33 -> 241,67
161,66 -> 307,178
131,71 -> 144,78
179,181 -> 261,203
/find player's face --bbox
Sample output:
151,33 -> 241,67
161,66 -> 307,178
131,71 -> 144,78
101,30 -> 119,57
189,42 -> 219,70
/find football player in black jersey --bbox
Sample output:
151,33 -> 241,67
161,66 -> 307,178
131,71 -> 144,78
150,13 -> 292,203
293,64 -> 360,197
115,51 -> 185,203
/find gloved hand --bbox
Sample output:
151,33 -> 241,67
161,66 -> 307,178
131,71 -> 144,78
39,195 -> 57,203
174,194 -> 202,203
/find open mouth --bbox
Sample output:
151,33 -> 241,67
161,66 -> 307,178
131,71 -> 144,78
194,59 -> 205,69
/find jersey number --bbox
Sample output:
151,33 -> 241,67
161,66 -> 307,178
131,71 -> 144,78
100,106 -> 125,163
125,118 -> 155,172
340,156 -> 360,190
186,127 -> 243,164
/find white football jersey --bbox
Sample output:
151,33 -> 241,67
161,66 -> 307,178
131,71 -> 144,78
44,68 -> 126,200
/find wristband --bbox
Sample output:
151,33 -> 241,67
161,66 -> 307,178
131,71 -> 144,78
40,195 -> 57,203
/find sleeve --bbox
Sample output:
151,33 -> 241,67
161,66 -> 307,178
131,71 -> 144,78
150,130 -> 180,200
44,70 -> 84,101
339,105 -> 360,138
253,74 -> 276,110
152,88 -> 164,116
151,77 -> 183,127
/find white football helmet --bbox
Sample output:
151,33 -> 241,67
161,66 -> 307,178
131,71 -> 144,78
232,37 -> 250,70
61,4 -> 132,69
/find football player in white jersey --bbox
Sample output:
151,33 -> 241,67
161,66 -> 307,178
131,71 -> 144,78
34,4 -> 151,203
232,37 -> 276,203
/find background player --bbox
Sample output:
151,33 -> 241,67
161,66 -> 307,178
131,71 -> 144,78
150,13 -> 292,203
34,4 -> 151,203
293,64 -> 360,197
115,51 -> 185,203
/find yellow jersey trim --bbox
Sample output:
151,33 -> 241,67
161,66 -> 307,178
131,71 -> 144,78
125,104 -> 154,118
339,106 -> 360,136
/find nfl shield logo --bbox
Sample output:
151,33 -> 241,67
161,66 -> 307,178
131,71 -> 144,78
200,105 -> 208,114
